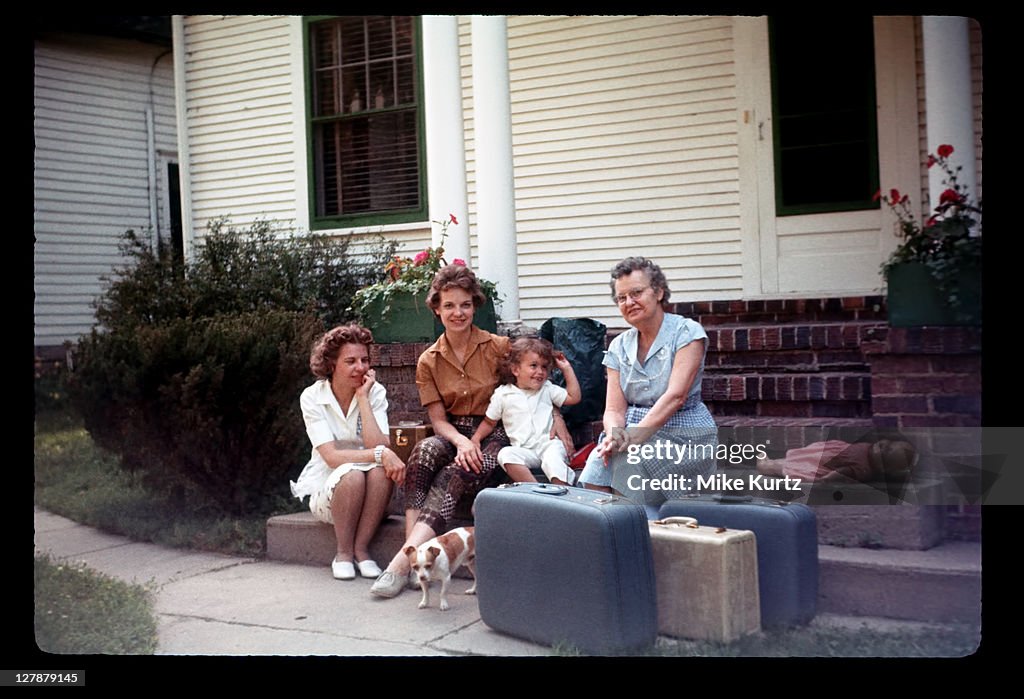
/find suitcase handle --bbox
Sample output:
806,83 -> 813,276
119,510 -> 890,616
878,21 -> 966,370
712,494 -> 753,504
531,484 -> 569,496
652,516 -> 699,528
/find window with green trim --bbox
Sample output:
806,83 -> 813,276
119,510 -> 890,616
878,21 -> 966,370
768,16 -> 880,216
306,16 -> 425,228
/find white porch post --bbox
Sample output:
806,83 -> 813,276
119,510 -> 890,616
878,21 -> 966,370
470,15 -> 520,322
422,15 -> 471,262
922,16 -> 978,210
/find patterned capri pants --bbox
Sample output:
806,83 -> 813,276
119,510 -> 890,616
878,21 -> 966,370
404,415 -> 510,534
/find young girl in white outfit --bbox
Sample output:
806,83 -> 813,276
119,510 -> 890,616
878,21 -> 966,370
471,337 -> 581,486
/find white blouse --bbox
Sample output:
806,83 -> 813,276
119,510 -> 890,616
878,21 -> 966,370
289,379 -> 389,500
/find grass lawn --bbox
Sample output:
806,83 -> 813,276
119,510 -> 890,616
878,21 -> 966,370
34,406 -> 275,558
34,554 -> 158,655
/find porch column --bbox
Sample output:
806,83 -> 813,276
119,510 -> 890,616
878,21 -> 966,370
470,15 -> 520,321
922,16 -> 978,211
422,15 -> 471,262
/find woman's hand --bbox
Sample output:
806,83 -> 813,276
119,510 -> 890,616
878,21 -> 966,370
597,426 -> 630,464
380,447 -> 406,486
453,435 -> 484,473
550,410 -> 574,456
356,368 -> 377,398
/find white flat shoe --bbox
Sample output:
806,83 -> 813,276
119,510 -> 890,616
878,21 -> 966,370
332,558 -> 356,580
356,559 -> 382,578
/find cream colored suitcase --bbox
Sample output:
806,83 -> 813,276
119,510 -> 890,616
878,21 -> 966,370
648,516 -> 761,642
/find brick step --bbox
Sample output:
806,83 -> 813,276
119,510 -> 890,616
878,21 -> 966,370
707,347 -> 869,373
265,513 -> 979,625
702,372 -> 870,405
704,321 -> 886,354
672,296 -> 887,326
713,416 -> 877,455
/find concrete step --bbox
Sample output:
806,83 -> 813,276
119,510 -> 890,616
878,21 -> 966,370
266,512 -> 981,624
818,541 -> 980,624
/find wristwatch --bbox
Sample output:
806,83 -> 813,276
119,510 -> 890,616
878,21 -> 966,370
374,444 -> 385,464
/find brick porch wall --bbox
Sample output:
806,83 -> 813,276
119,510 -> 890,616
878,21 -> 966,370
861,325 -> 983,541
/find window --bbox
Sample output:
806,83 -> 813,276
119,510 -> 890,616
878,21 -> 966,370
306,16 -> 425,228
768,17 -> 880,215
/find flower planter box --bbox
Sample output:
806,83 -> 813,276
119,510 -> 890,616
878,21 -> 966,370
363,292 -> 498,344
886,262 -> 981,327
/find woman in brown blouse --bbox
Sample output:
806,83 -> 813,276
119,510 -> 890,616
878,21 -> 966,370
371,263 -> 569,598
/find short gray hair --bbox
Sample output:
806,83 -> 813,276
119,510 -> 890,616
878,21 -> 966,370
610,257 -> 671,307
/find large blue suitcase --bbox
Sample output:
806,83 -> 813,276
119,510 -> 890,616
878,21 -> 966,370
660,494 -> 818,628
474,483 -> 658,654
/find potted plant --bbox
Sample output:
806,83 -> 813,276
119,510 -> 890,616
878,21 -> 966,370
878,144 -> 982,327
349,214 -> 501,343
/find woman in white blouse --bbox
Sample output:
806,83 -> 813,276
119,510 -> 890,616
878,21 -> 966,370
290,325 -> 406,580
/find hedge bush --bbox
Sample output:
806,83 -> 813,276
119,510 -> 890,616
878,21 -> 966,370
67,219 -> 396,515
69,310 -> 323,515
96,218 -> 397,332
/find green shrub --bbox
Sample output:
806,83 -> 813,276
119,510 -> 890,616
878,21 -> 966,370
96,219 -> 398,332
69,310 -> 322,515
67,218 -> 398,515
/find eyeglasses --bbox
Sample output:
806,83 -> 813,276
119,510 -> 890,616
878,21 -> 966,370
614,286 -> 650,305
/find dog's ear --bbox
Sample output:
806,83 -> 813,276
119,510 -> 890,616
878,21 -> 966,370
427,546 -> 441,560
403,545 -> 416,557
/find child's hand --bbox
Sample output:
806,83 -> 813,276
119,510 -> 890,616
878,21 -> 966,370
553,351 -> 571,371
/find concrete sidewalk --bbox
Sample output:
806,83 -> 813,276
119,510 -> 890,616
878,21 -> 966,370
34,507 -> 548,656
33,507 -> 977,657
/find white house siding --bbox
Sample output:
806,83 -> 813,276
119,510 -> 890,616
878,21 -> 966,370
34,32 -> 176,349
459,15 -> 741,329
179,15 -> 302,240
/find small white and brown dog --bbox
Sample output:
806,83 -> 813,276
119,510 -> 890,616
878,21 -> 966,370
404,526 -> 477,611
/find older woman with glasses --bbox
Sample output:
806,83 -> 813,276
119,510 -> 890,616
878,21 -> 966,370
577,257 -> 717,506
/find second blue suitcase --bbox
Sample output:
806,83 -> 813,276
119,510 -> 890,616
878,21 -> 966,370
660,494 -> 818,628
475,483 -> 658,654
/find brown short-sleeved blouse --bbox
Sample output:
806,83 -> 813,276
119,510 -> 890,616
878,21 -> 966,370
416,326 -> 510,416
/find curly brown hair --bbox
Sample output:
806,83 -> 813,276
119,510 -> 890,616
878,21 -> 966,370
426,264 -> 487,312
309,324 -> 374,379
498,336 -> 556,385
610,256 -> 671,309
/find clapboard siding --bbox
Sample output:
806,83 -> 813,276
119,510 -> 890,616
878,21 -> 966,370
459,15 -> 740,328
180,15 -> 299,234
34,33 -> 176,348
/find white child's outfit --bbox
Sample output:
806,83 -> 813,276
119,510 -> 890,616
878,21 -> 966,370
485,380 -> 575,485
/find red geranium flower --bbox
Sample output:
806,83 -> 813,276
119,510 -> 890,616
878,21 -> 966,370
413,249 -> 430,266
937,144 -> 954,158
890,188 -> 901,203
872,189 -> 882,202
927,155 -> 937,169
449,213 -> 459,225
453,258 -> 466,266
939,188 -> 961,206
